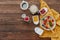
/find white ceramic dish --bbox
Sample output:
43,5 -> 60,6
40,7 -> 48,15
34,27 -> 44,35
29,5 -> 39,14
40,16 -> 56,31
21,14 -> 26,18
32,15 -> 39,25
20,1 -> 29,10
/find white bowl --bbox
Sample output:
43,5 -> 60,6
40,16 -> 56,31
20,1 -> 29,10
29,5 -> 39,14
32,15 -> 39,25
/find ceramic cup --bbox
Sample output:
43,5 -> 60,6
20,1 -> 29,10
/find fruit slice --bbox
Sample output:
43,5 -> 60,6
49,20 -> 53,27
24,16 -> 30,22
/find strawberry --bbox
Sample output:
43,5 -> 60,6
47,16 -> 50,19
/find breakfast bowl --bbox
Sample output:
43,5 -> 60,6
40,16 -> 56,31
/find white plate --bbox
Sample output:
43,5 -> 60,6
32,15 -> 39,25
40,16 -> 56,31
29,5 -> 39,14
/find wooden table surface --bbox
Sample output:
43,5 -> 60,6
0,0 -> 60,40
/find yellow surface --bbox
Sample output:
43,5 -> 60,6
40,9 -> 60,40
51,9 -> 60,20
39,0 -> 60,40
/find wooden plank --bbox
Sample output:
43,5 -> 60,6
0,12 -> 33,24
45,0 -> 60,4
0,32 -> 51,40
0,0 -> 40,15
0,0 -> 59,14
0,24 -> 35,32
48,4 -> 60,12
0,0 -> 60,40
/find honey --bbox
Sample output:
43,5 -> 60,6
32,15 -> 39,25
33,16 -> 38,22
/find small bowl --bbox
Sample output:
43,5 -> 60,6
29,5 -> 39,14
20,1 -> 29,10
32,15 -> 39,25
39,7 -> 48,15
